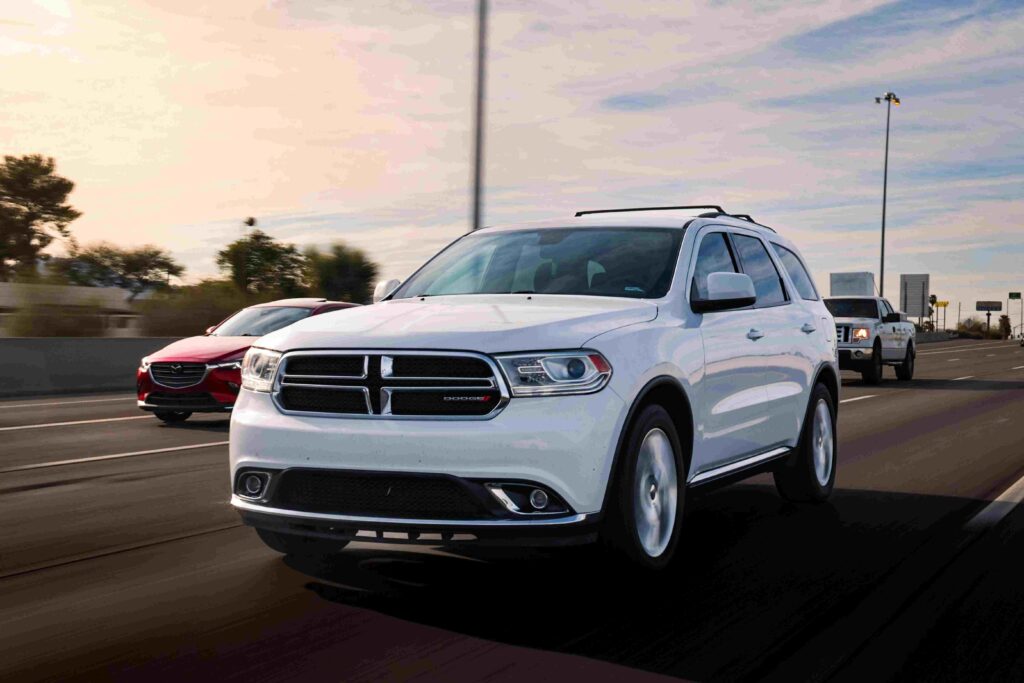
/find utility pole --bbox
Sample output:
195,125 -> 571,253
957,301 -> 961,330
470,0 -> 488,231
875,92 -> 901,297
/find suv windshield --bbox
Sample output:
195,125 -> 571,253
825,298 -> 878,319
393,228 -> 684,300
212,306 -> 312,336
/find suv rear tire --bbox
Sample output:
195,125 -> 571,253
774,383 -> 836,503
154,410 -> 191,423
860,343 -> 884,384
602,404 -> 687,570
256,528 -> 349,557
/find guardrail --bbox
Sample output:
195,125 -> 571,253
0,338 -> 181,398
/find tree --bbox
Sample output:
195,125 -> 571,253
999,314 -> 1012,339
54,242 -> 184,300
305,243 -> 379,303
216,229 -> 307,296
0,155 -> 81,280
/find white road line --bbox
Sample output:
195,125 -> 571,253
918,342 -> 1012,356
840,395 -> 876,404
947,358 -> 960,362
987,354 -> 995,357
0,396 -> 133,409
952,376 -> 974,381
966,472 -> 1024,531
0,415 -> 151,432
0,441 -> 229,473
1013,366 -> 1024,370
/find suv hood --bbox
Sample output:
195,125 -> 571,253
259,295 -> 658,353
147,336 -> 254,363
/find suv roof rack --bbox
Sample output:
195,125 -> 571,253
574,205 -> 725,218
572,205 -> 776,232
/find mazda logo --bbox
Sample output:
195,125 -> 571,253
170,364 -> 183,375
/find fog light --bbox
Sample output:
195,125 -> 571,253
227,381 -> 240,392
854,351 -> 863,358
243,474 -> 265,497
529,488 -> 549,510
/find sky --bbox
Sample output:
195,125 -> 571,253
3,0 -> 1023,326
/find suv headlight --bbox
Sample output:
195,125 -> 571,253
853,327 -> 870,341
495,350 -> 612,397
241,347 -> 282,392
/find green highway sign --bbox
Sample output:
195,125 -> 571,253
1011,292 -> 1022,300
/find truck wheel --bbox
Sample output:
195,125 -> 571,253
603,404 -> 687,570
860,343 -> 883,384
774,383 -> 837,503
895,344 -> 915,381
255,528 -> 349,557
154,410 -> 191,423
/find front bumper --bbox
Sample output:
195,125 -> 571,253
838,346 -> 873,370
229,387 -> 628,533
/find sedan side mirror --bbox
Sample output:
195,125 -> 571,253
691,272 -> 757,313
883,312 -> 903,323
372,279 -> 402,303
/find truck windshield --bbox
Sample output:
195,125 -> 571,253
212,306 -> 311,336
825,299 -> 878,319
393,228 -> 683,300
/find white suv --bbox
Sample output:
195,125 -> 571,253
230,206 -> 839,569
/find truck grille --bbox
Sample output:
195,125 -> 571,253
274,352 -> 507,419
836,325 -> 851,343
269,469 -> 492,519
150,362 -> 207,388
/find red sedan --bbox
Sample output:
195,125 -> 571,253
137,298 -> 357,423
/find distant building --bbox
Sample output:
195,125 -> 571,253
0,282 -> 142,337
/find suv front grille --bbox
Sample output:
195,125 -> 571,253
275,352 -> 506,419
269,469 -> 492,519
150,362 -> 207,388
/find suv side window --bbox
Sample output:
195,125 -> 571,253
691,232 -> 738,300
772,244 -> 818,301
731,234 -> 788,307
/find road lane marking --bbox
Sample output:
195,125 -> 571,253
0,415 -> 150,432
947,358 -> 960,361
987,354 -> 995,357
918,342 -> 1013,356
840,395 -> 876,404
952,376 -> 974,381
0,396 -> 134,409
966,471 -> 1024,531
0,441 -> 229,473
1013,366 -> 1024,370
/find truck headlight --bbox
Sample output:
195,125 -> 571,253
495,350 -> 612,397
241,347 -> 282,392
853,327 -> 870,341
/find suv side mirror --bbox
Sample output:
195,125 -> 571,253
883,312 -> 902,323
372,279 -> 402,303
692,272 -> 757,313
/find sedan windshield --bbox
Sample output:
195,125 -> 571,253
825,298 -> 879,319
212,306 -> 312,336
393,228 -> 684,300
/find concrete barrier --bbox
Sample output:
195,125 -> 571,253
0,338 -> 181,398
916,332 -> 955,344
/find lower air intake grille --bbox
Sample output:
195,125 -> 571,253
270,470 -> 490,519
279,387 -> 368,414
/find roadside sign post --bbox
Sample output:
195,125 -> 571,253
936,300 -> 949,332
1011,292 -> 1022,338
977,301 -> 1002,335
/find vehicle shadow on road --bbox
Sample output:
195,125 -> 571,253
285,485 -> 988,681
157,418 -> 230,432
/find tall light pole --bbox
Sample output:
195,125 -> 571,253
874,91 -> 900,296
470,0 -> 488,231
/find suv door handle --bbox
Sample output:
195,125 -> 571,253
746,328 -> 764,341
801,323 -> 816,334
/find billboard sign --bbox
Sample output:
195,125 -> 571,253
976,301 -> 1002,312
900,274 -> 930,318
935,300 -> 949,308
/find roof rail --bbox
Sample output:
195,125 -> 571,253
574,205 -> 725,218
729,213 -> 776,232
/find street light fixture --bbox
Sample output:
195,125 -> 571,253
875,91 -> 900,296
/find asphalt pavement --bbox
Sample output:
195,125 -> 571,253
1,339 -> 1023,682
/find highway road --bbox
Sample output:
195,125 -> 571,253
2,339 -> 1023,682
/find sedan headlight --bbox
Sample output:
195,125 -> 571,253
208,359 -> 243,371
241,347 -> 282,392
140,356 -> 152,371
495,350 -> 612,397
852,327 -> 870,341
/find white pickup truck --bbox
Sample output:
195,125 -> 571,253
825,296 -> 915,384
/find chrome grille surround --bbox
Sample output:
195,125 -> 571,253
271,350 -> 510,420
149,362 -> 208,389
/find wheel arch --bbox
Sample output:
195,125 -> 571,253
600,376 -> 694,514
813,363 -> 840,410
